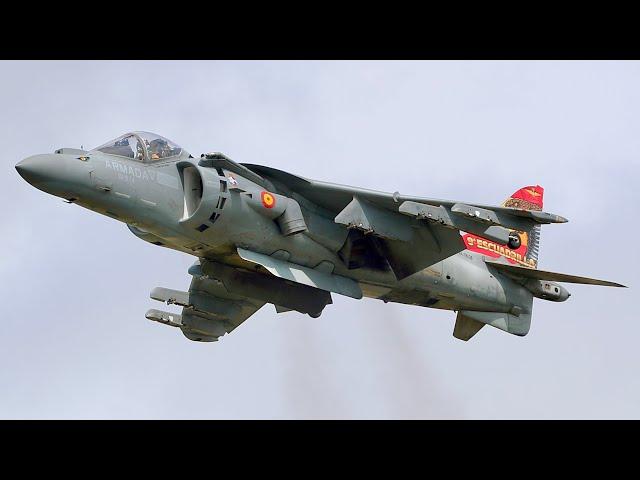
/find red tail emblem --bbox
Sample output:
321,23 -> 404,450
462,185 -> 544,268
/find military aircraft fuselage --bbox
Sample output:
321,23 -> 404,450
20,131 -> 616,342
16,147 -> 525,311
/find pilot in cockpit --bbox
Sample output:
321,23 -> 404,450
94,132 -> 182,162
149,138 -> 180,161
148,138 -> 168,161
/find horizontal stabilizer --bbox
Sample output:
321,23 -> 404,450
486,260 -> 627,288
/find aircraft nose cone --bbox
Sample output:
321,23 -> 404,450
15,155 -> 52,187
15,158 -> 30,179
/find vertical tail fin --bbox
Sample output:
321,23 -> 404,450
501,185 -> 544,211
502,185 -> 543,267
462,185 -> 544,268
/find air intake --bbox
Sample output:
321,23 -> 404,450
181,165 -> 203,220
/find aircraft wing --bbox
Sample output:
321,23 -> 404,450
242,164 -> 566,279
146,271 -> 266,342
242,164 -> 568,225
145,258 -> 335,342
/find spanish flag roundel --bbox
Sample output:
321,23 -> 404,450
261,191 -> 276,209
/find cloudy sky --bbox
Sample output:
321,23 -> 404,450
1,61 -> 637,419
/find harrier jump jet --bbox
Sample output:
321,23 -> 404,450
15,132 -> 626,342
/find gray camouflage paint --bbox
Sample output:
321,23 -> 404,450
15,132 -> 624,343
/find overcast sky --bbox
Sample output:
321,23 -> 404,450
1,61 -> 637,419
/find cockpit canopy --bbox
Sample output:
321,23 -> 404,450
92,132 -> 184,162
